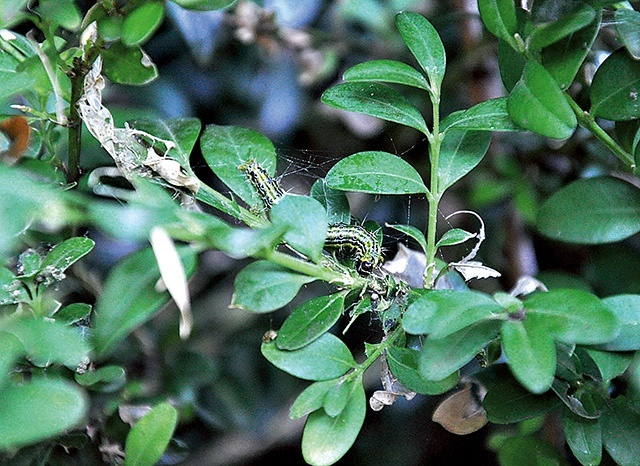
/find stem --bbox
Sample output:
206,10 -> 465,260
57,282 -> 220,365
346,325 -> 404,382
424,93 -> 443,288
67,58 -> 85,184
565,94 -> 636,171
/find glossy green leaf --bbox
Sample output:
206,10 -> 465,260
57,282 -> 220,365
541,13 -> 600,90
102,42 -> 158,85
484,377 -> 560,424
524,289 -> 618,345
321,82 -> 429,135
343,59 -> 429,91
0,331 -> 23,387
122,1 -> 165,46
324,379 -> 354,417
75,365 -> 126,392
39,237 -> 94,278
563,408 -> 602,466
598,294 -> 640,351
501,316 -> 556,394
436,228 -> 476,248
551,378 -> 600,419
231,261 -> 315,313
590,48 -> 640,121
601,397 -> 640,466
200,124 -> 277,208
0,267 -> 21,305
498,436 -> 568,466
387,347 -> 458,395
586,349 -> 632,384
277,292 -> 346,350
92,246 -> 197,355
130,118 -> 201,170
0,0 -> 28,28
124,402 -> 178,466
478,0 -> 518,46
386,223 -> 427,254
419,320 -> 501,381
403,290 -> 504,338
262,333 -> 355,381
395,12 -> 446,92
441,98 -> 521,132
310,179 -> 351,225
528,4 -> 596,51
55,303 -> 92,324
616,9 -> 640,60
171,0 -> 237,10
16,249 -> 42,278
271,195 -> 327,262
290,380 -> 339,419
537,176 -> 640,244
438,129 -> 492,193
507,60 -> 577,139
302,377 -> 365,466
1,317 -> 90,368
0,377 -> 87,449
211,223 -> 283,259
325,151 -> 428,195
37,0 -> 81,30
498,39 -> 526,92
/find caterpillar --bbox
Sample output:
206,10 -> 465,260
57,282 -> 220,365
238,158 -> 284,209
239,159 -> 383,274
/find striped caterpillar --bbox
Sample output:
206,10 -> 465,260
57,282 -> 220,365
238,159 -> 383,274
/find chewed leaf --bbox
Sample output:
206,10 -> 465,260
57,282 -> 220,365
450,261 -> 501,281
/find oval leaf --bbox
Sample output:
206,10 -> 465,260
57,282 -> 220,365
290,380 -> 338,419
441,97 -> 521,132
387,346 -> 458,395
121,1 -> 165,46
310,179 -> 351,225
343,59 -> 429,91
325,151 -> 428,195
563,408 -> 602,466
598,294 -> 640,351
601,397 -> 640,466
528,4 -> 596,51
537,176 -> 640,244
102,42 -> 158,85
40,236 -> 94,276
262,333 -> 355,381
590,48 -> 640,121
616,9 -> 640,60
478,0 -> 518,46
124,402 -> 178,466
438,129 -> 492,193
484,377 -> 560,424
321,82 -> 428,135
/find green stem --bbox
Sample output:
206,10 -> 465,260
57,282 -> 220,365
346,325 -> 404,382
565,94 -> 636,171
424,94 -> 443,289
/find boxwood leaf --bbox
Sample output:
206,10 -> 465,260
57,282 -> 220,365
326,151 -> 428,195
324,379 -> 354,417
55,303 -> 92,324
387,346 -> 458,395
601,396 -> 640,466
40,237 -> 94,278
121,1 -> 165,46
130,118 -> 201,170
436,228 -> 476,248
75,365 -> 126,392
477,0 -> 518,46
310,179 -> 351,225
528,4 -> 596,51
262,333 -> 355,381
0,331 -> 23,387
0,377 -> 87,450
585,349 -> 633,384
616,9 -> 640,60
290,380 -> 339,419
231,261 -> 316,313
441,98 -> 521,132
124,402 -> 178,466
507,60 -> 577,139
437,129 -> 492,193
302,376 -> 365,466
321,82 -> 429,135
343,59 -> 429,91
277,292 -> 346,350
563,408 -> 602,466
537,176 -> 640,244
171,0 -> 237,10
386,224 -> 427,254
598,294 -> 640,351
395,12 -> 446,92
590,48 -> 640,121
484,377 -> 560,424
102,42 -> 158,85
498,436 -> 567,466
501,315 -> 556,394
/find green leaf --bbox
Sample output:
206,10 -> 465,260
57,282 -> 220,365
498,436 -> 568,466
271,195 -> 327,262
302,377 -> 365,466
395,12 -> 446,92
403,290 -> 504,338
437,129 -> 492,193
590,48 -> 640,121
171,0 -> 237,10
541,12 -> 600,90
501,316 -> 556,394
17,249 -> 43,278
0,377 -> 87,450
92,246 -> 197,355
563,408 -> 602,466
277,292 -> 346,350
0,331 -> 23,387
507,60 -> 577,139
262,333 -> 355,381
310,179 -> 351,225
124,402 -> 178,466
200,124 -> 277,208
324,379 -> 354,417
321,82 -> 429,135
484,377 -> 560,424
325,151 -> 428,195
528,4 -> 596,51
121,1 -> 165,47
231,261 -> 315,313
1,317 -> 90,368
211,223 -> 284,259
537,176 -> 640,244
75,365 -> 126,392
387,347 -> 458,395
102,42 -> 158,85
477,0 -> 518,46
419,320 -> 501,380
37,0 -> 82,30
55,303 -> 92,324
498,39 -> 526,92
601,397 -> 640,466
290,380 -> 339,419
343,59 -> 429,91
586,349 -> 632,384
386,223 -> 428,254
0,0 -> 29,28
441,98 -> 521,132
436,228 -> 476,248
524,289 -> 618,345
598,294 -> 640,351
616,9 -> 640,60
39,237 -> 95,279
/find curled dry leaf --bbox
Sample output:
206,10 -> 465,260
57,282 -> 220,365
432,379 -> 488,435
509,275 -> 548,297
